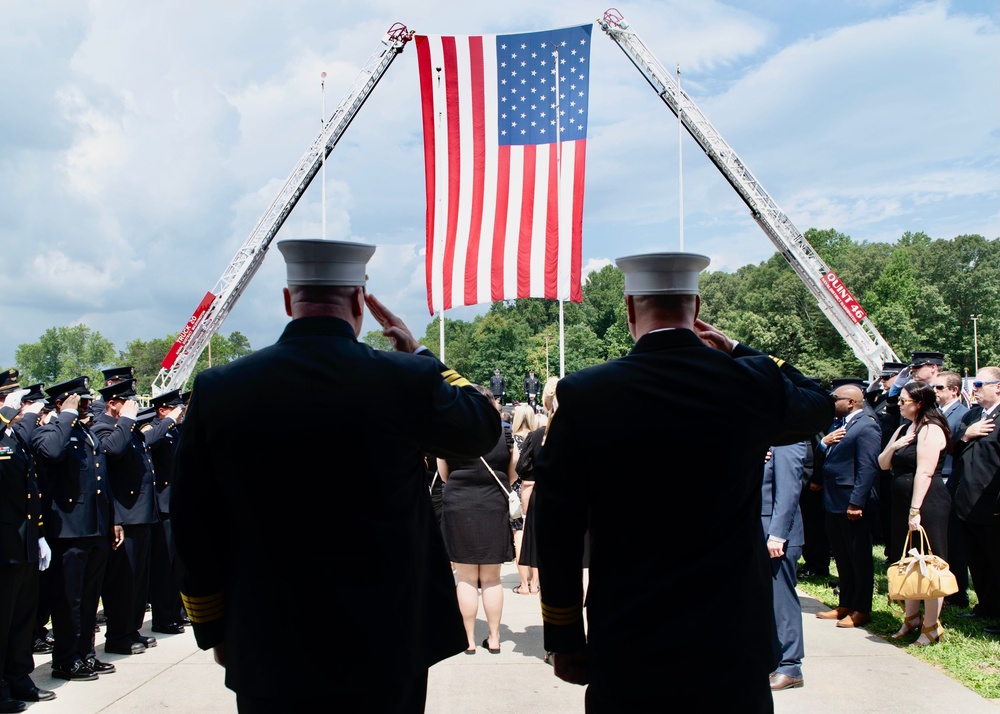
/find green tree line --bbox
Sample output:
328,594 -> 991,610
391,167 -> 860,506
11,327 -> 252,396
407,230 -> 999,391
8,230 -> 998,397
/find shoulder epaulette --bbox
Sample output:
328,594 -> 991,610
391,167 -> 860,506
769,355 -> 786,368
440,368 -> 471,388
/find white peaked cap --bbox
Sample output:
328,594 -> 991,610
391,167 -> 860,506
615,252 -> 711,296
276,239 -> 376,287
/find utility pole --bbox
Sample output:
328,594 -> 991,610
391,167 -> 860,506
971,314 -> 982,373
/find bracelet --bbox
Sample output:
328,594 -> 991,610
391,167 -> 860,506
909,507 -> 920,516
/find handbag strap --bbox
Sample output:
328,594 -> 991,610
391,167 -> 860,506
900,524 -> 934,560
481,456 -> 513,497
428,471 -> 438,495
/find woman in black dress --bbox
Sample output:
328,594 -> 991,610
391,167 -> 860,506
438,386 -> 518,654
878,380 -> 951,646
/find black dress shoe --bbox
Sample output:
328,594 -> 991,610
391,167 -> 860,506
105,639 -> 146,655
133,634 -> 157,648
151,623 -> 185,635
10,684 -> 56,702
984,625 -> 1000,635
85,657 -> 117,673
31,638 -> 54,654
95,610 -> 107,624
178,614 -> 192,626
0,697 -> 26,713
51,661 -> 99,681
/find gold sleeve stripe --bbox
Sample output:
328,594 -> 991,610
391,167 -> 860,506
440,369 -> 471,388
181,592 -> 225,623
0,412 -> 9,425
769,355 -> 786,368
541,602 -> 583,626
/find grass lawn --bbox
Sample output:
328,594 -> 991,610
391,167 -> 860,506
797,546 -> 1000,698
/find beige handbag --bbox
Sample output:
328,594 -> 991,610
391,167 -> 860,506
886,526 -> 959,602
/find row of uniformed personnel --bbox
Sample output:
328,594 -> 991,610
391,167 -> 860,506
0,367 -> 188,711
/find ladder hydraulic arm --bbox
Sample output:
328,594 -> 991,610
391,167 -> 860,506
151,24 -> 413,396
598,9 -> 899,377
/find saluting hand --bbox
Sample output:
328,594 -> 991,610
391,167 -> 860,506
365,293 -> 419,353
693,319 -> 736,354
119,400 -> 139,419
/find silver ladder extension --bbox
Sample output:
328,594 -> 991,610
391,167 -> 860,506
151,24 -> 413,395
599,9 -> 899,376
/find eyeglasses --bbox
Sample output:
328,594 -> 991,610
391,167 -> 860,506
933,385 -> 948,391
898,398 -> 916,405
973,380 -> 1000,389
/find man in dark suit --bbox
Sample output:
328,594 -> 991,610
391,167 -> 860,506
762,441 -> 808,692
534,252 -> 834,713
934,371 -> 970,607
31,378 -> 122,682
0,391 -> 54,710
171,240 -> 501,713
951,367 -> 1000,629
817,384 -> 880,629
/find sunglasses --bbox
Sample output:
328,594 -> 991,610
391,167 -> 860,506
898,397 -> 916,405
933,385 -> 948,391
973,380 -> 1000,389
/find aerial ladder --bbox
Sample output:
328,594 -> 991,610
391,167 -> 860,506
151,24 -> 413,396
598,9 -> 900,377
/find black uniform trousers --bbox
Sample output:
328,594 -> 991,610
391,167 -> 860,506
34,568 -> 53,642
102,523 -> 151,645
799,487 -> 830,575
149,517 -> 182,626
0,562 -> 38,688
961,518 -> 1000,616
825,510 -> 874,613
50,536 -> 108,668
236,670 -> 429,713
584,664 -> 773,714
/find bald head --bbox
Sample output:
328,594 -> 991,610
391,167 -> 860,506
283,285 -> 365,334
832,384 -> 864,417
626,294 -> 700,341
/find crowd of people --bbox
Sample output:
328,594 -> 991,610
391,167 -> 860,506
0,367 -> 189,712
1,237 -> 997,713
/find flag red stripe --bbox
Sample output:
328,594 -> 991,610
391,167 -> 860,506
544,147 -> 559,299
415,36 -> 437,314
491,145 -> 511,301
571,139 -> 587,302
516,145 -> 536,299
441,37 -> 461,311
464,37 -> 486,307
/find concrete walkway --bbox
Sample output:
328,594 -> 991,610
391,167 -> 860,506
23,562 -> 999,712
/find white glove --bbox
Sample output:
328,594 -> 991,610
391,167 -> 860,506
3,388 -> 29,411
38,537 -> 51,571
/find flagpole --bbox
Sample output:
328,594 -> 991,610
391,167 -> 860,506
677,63 -> 684,251
439,311 -> 445,362
321,71 -> 327,241
554,48 -> 565,378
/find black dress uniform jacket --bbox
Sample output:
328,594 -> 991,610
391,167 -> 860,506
0,415 -> 42,564
31,411 -> 115,540
91,413 -> 158,526
535,330 -> 833,709
171,316 -> 501,699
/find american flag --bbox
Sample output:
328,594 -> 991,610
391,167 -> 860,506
415,24 -> 593,314
962,372 -> 974,406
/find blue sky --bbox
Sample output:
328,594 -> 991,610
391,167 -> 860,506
0,0 -> 997,370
